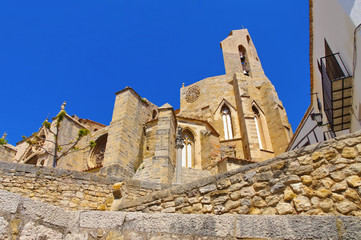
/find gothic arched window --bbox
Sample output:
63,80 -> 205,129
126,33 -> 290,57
181,129 -> 194,168
222,105 -> 233,140
252,106 -> 266,149
90,134 -> 108,168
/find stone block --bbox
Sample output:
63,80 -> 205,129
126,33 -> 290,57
20,221 -> 62,240
235,215 -> 338,239
80,211 -> 126,229
199,184 -> 216,194
0,190 -> 21,214
21,197 -> 79,228
342,147 -> 358,159
122,212 -> 235,238
346,175 -> 361,188
276,203 -> 294,215
295,165 -> 313,175
336,201 -> 358,214
337,216 -> 361,240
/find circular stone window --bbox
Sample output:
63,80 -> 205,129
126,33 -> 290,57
185,86 -> 200,103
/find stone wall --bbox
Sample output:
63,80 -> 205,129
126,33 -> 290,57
0,144 -> 16,162
1,190 -> 360,239
103,87 -> 158,178
0,161 -> 122,211
116,131 -> 361,216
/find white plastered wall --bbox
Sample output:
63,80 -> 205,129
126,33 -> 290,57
313,0 -> 361,134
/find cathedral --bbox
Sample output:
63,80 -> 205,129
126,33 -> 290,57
3,29 -> 292,184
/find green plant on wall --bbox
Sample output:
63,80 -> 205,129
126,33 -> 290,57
23,102 -> 96,168
0,138 -> 7,145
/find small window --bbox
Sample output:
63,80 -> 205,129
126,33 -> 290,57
152,110 -> 157,119
181,129 -> 194,168
252,106 -> 266,149
222,105 -> 233,140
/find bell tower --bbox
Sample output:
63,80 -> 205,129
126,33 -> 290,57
220,29 -> 264,77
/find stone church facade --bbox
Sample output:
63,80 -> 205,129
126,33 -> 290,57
3,29 -> 292,184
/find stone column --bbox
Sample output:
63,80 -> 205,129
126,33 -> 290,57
175,127 -> 184,184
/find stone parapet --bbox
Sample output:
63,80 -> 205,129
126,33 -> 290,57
0,190 -> 360,239
116,131 -> 361,216
0,161 -> 122,210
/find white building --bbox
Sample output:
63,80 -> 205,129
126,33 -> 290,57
289,0 -> 361,150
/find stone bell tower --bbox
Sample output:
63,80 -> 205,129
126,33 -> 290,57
220,29 -> 293,160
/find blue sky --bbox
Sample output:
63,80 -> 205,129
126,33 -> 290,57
0,1 -> 310,145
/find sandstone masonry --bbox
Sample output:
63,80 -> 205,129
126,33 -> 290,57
115,131 -> 361,216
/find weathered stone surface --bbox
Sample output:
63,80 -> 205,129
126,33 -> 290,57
200,196 -> 211,204
348,163 -> 361,175
21,198 -> 79,228
315,188 -> 332,199
330,170 -> 346,182
301,175 -> 313,185
228,181 -> 248,192
252,196 -> 266,208
290,183 -> 302,193
162,207 -> 176,213
253,182 -> 268,191
345,188 -> 359,201
202,204 -> 212,213
338,216 -> 361,240
0,217 -> 8,240
270,182 -> 285,194
224,200 -> 240,212
199,184 -> 216,194
192,203 -> 203,212
235,215 -> 338,239
311,152 -> 324,161
295,165 -> 314,175
80,211 -> 126,229
238,205 -> 249,214
298,156 -> 312,165
319,199 -> 333,213
346,175 -> 361,188
266,196 -> 279,207
276,203 -> 294,215
324,148 -> 337,160
216,179 -> 231,189
20,221 -> 62,240
332,193 -> 345,202
229,191 -> 242,201
331,181 -> 347,192
239,187 -> 256,198
293,196 -> 311,212
320,178 -> 334,189
336,201 -> 358,214
0,190 -> 21,214
312,167 -> 329,179
281,175 -> 301,185
342,147 -> 358,159
283,188 -> 297,201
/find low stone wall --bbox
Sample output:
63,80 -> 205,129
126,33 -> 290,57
117,131 -> 361,216
0,161 -> 122,210
1,190 -> 360,239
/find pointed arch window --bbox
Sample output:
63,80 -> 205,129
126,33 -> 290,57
181,130 -> 194,168
252,106 -> 266,149
222,105 -> 233,140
